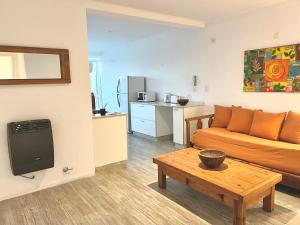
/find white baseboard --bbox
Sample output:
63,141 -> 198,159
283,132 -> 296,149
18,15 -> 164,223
0,171 -> 95,202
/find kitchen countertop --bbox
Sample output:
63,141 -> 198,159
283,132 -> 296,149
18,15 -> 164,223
130,101 -> 205,108
93,113 -> 127,119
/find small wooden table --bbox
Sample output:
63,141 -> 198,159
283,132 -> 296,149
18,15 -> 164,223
153,148 -> 282,225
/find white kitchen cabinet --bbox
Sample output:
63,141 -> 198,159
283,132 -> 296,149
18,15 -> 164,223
173,105 -> 211,145
130,103 -> 172,137
131,102 -> 211,144
93,114 -> 127,168
131,117 -> 156,137
131,104 -> 156,121
173,108 -> 184,144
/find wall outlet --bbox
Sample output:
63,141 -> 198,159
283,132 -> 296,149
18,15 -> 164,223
273,32 -> 279,39
204,85 -> 209,93
62,167 -> 73,175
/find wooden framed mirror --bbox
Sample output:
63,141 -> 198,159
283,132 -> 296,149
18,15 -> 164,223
0,45 -> 71,85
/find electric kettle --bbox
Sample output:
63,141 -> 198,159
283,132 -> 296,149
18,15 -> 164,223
163,93 -> 171,103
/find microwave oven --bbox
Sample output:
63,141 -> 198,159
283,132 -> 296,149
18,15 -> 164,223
137,91 -> 156,102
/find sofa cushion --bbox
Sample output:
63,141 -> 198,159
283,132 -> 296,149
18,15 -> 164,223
249,111 -> 286,141
227,106 -> 254,134
211,105 -> 232,128
280,111 -> 300,144
193,127 -> 300,176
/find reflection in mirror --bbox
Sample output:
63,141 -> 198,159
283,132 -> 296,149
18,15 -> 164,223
0,45 -> 70,85
0,52 -> 61,79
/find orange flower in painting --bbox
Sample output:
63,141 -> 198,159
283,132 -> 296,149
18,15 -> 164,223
264,60 -> 289,82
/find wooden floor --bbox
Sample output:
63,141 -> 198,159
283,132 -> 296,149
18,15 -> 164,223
0,134 -> 300,225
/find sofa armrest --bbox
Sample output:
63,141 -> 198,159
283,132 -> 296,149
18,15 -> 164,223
185,114 -> 214,147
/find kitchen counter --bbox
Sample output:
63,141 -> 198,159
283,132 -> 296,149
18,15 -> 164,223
130,101 -> 205,108
93,113 -> 127,119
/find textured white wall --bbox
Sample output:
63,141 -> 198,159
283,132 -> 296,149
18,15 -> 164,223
0,0 -> 95,201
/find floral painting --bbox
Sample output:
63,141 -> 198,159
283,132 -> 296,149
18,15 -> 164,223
244,44 -> 300,92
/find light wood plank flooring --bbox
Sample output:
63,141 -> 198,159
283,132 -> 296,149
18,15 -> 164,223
0,134 -> 300,225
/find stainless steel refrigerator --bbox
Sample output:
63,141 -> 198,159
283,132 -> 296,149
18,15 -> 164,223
116,76 -> 145,132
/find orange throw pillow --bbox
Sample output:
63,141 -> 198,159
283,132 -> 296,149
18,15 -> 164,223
249,111 -> 286,141
280,111 -> 300,144
211,105 -> 232,128
227,106 -> 254,134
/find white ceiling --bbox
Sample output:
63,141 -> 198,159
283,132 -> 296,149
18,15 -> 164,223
95,0 -> 290,24
87,11 -> 181,57
87,0 -> 291,57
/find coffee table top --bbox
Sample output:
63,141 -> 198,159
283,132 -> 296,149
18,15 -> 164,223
153,148 -> 282,198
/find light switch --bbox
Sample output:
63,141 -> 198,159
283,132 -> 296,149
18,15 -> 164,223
193,75 -> 198,87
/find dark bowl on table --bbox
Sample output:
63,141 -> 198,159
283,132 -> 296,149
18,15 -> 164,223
177,99 -> 189,106
198,149 -> 226,169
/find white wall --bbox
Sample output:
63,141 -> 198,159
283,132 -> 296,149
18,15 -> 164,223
99,0 -> 300,113
100,28 -> 205,102
0,0 -> 95,201
200,0 -> 300,112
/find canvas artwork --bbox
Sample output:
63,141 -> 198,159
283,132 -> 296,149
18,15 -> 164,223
244,44 -> 300,92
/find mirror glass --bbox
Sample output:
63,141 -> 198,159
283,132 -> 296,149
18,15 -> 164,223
0,52 -> 61,79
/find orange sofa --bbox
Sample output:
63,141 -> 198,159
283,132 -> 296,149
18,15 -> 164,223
185,113 -> 300,190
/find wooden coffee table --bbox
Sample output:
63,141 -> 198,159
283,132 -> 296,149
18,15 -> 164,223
153,148 -> 282,225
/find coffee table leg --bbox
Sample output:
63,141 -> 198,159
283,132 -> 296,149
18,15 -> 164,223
233,200 -> 246,225
158,166 -> 166,189
263,186 -> 275,212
